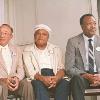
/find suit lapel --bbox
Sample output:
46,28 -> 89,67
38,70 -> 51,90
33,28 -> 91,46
8,44 -> 17,74
0,49 -> 8,73
94,36 -> 97,56
94,36 -> 100,71
47,43 -> 55,69
78,34 -> 87,67
31,44 -> 40,72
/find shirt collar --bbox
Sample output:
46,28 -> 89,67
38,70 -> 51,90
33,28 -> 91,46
0,44 -> 9,51
83,34 -> 95,41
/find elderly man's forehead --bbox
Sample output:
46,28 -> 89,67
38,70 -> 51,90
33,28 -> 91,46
0,25 -> 9,29
0,25 -> 13,33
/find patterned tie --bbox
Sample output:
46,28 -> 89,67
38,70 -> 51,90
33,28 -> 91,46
88,39 -> 94,74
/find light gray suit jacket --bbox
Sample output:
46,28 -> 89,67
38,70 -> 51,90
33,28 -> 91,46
0,44 -> 24,80
65,33 -> 100,77
23,42 -> 64,79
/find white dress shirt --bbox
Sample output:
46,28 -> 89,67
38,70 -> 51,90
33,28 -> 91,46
83,34 -> 97,72
0,45 -> 12,74
35,46 -> 52,70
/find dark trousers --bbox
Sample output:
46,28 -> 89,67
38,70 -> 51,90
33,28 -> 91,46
31,68 -> 70,100
71,75 -> 90,100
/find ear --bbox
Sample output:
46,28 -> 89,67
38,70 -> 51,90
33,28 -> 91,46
10,34 -> 13,39
81,25 -> 84,30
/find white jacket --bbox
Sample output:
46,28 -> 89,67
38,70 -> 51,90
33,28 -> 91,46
23,42 -> 64,79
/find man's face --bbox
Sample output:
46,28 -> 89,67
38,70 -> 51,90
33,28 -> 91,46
34,29 -> 49,48
81,16 -> 96,37
0,26 -> 13,46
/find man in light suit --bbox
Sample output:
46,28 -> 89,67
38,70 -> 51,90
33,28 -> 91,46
0,24 -> 34,100
65,14 -> 100,100
23,24 -> 70,100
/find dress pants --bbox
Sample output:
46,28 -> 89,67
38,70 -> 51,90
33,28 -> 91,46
0,78 -> 35,100
71,75 -> 90,100
31,68 -> 70,100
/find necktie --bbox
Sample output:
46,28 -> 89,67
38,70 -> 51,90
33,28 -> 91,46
88,39 -> 94,73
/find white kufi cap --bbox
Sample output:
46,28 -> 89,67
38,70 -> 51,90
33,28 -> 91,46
34,24 -> 52,34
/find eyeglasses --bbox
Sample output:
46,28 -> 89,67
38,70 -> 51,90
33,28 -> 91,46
0,32 -> 11,37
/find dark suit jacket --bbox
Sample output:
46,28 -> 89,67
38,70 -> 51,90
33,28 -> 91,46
65,33 -> 100,77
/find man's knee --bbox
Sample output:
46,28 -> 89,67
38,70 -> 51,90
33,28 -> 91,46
31,80 -> 44,87
21,78 -> 33,89
0,85 -> 2,97
18,78 -> 35,100
71,75 -> 83,82
56,79 -> 70,95
71,75 -> 87,90
58,79 -> 70,88
0,84 -> 8,100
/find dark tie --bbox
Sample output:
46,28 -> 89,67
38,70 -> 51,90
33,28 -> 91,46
88,39 -> 94,74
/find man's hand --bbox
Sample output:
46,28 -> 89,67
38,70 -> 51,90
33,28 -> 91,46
93,74 -> 100,81
42,76 -> 52,87
81,73 -> 100,87
34,73 -> 52,87
34,69 -> 65,89
48,69 -> 65,88
48,76 -> 59,88
81,73 -> 94,83
7,76 -> 19,91
90,74 -> 100,86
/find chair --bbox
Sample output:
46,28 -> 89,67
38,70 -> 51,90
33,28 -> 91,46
7,94 -> 22,100
85,87 -> 100,96
68,87 -> 100,100
84,87 -> 100,100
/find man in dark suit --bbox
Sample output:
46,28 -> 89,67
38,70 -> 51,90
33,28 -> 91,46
65,14 -> 100,100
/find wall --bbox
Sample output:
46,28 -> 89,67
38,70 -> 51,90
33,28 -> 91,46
35,0 -> 91,49
0,0 -> 4,23
5,0 -> 98,53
